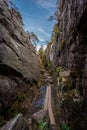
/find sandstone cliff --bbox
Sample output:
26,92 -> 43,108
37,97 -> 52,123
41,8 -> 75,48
0,0 -> 40,118
47,0 -> 87,129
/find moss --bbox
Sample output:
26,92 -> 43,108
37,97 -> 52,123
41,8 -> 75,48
56,67 -> 63,74
18,93 -> 26,101
58,25 -> 77,51
62,78 -> 72,91
61,123 -> 70,130
35,105 -> 42,109
38,120 -> 49,130
64,80 -> 71,87
6,93 -> 27,119
58,76 -> 62,82
13,111 -> 19,117
48,61 -> 52,68
58,39 -> 66,51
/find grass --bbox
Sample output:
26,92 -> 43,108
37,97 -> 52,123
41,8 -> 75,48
18,93 -> 26,101
56,67 -> 63,74
61,123 -> 70,130
38,120 -> 49,130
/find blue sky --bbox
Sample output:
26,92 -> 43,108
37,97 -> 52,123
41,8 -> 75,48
12,0 -> 57,50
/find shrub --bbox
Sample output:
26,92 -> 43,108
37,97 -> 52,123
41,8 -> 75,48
61,123 -> 70,130
56,67 -> 63,74
58,76 -> 62,82
38,120 -> 49,130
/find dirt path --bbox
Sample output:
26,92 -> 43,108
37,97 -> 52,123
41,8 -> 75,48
29,70 -> 57,129
48,85 -> 56,125
44,84 -> 56,125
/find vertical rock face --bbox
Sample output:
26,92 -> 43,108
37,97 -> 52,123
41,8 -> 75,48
0,0 -> 40,116
46,43 -> 54,62
53,0 -> 87,129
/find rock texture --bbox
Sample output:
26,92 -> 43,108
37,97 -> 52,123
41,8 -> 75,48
0,0 -> 40,117
52,0 -> 87,130
46,43 -> 54,62
1,114 -> 29,130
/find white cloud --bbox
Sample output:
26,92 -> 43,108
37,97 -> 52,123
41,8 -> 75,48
36,44 -> 41,51
38,28 -> 50,37
38,35 -> 45,42
43,44 -> 47,50
36,44 -> 47,51
36,0 -> 56,9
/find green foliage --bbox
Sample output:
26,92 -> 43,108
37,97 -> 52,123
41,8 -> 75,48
17,11 -> 24,25
13,111 -> 19,117
7,0 -> 24,25
48,61 -> 52,69
38,120 -> 49,130
18,93 -> 26,101
56,67 -> 63,74
48,0 -> 59,46
29,32 -> 39,47
48,1 -> 58,22
46,42 -> 52,49
46,61 -> 53,73
59,26 -> 77,51
48,11 -> 58,21
42,54 -> 48,68
59,39 -> 66,51
38,45 -> 48,68
53,24 -> 59,34
35,104 -> 41,109
61,123 -> 70,130
51,23 -> 59,44
58,76 -> 62,82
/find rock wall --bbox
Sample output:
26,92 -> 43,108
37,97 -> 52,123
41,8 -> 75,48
52,0 -> 87,129
46,43 -> 54,62
0,0 -> 40,117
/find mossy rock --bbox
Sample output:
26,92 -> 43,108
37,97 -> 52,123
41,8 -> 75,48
18,93 -> 26,102
56,67 -> 63,74
58,39 -> 66,51
58,76 -> 62,82
63,81 -> 72,91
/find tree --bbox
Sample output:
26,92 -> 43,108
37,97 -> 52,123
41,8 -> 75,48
51,23 -> 59,43
48,0 -> 59,21
38,45 -> 48,68
6,0 -> 24,25
48,10 -> 58,21
29,32 -> 39,47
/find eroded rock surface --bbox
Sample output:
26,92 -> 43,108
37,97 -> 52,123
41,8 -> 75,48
1,114 -> 29,130
50,0 -> 87,129
0,0 -> 40,117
